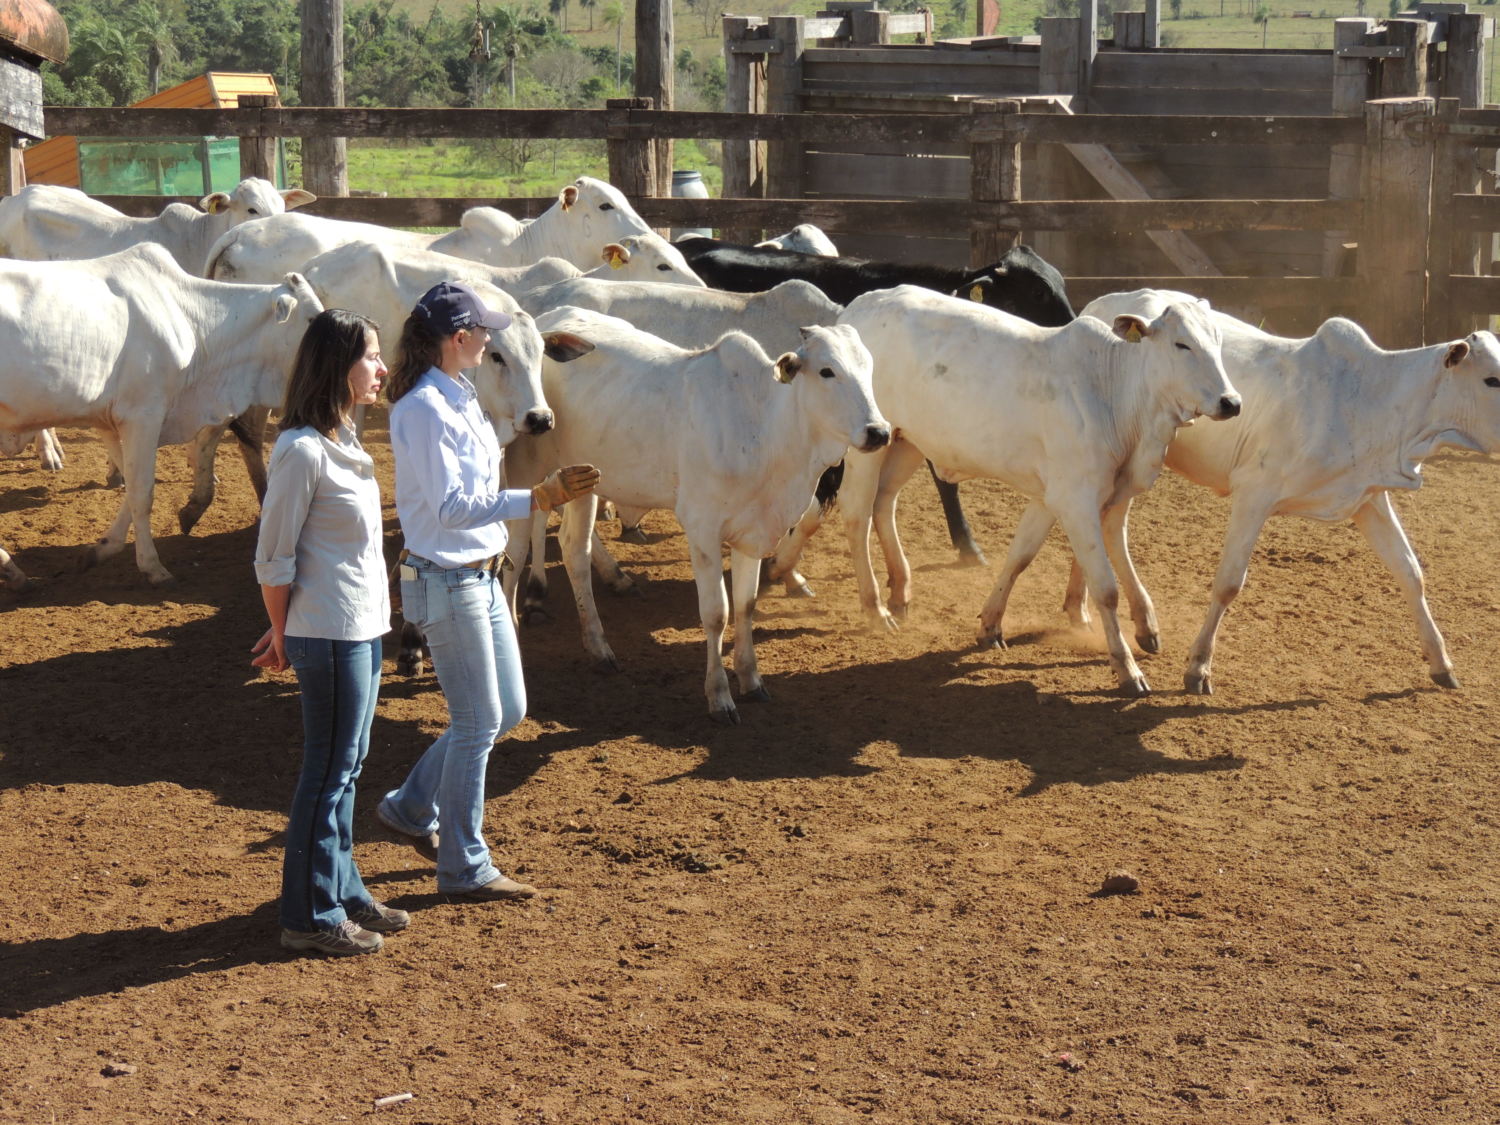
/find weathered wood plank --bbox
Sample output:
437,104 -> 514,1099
1357,97 -> 1436,347
1086,87 -> 1333,117
803,151 -> 970,198
1092,50 -> 1333,90
1447,274 -> 1500,315
1007,112 -> 1360,145
802,45 -> 1040,65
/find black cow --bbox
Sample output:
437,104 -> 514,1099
675,239 -> 1077,567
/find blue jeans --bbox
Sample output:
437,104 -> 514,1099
381,561 -> 527,893
280,635 -> 382,932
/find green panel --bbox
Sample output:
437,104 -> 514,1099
75,137 -> 287,194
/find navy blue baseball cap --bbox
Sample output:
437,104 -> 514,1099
413,281 -> 513,336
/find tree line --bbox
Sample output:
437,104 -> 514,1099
43,0 -> 726,113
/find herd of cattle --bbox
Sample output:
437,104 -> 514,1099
1,174 -> 1496,722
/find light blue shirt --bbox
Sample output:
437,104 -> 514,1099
253,423 -> 391,642
389,367 -> 533,567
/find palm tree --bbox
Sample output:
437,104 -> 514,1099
126,0 -> 179,96
603,0 -> 624,85
579,0 -> 597,31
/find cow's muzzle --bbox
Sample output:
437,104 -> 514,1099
859,423 -> 892,452
1214,394 -> 1242,420
524,408 -> 555,435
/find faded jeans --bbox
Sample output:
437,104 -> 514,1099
380,560 -> 526,893
280,635 -> 382,932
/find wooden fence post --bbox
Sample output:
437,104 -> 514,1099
1040,18 -> 1081,100
722,15 -> 766,243
969,99 -> 1020,268
1358,96 -> 1436,348
1427,98 -> 1482,342
301,0 -> 348,197
1143,0 -> 1160,47
606,97 -> 655,208
635,0 -> 674,198
765,15 -> 806,202
1077,0 -> 1098,104
850,8 -> 888,46
1442,13 -> 1487,108
1322,17 -> 1375,281
1114,12 -> 1146,50
237,94 -> 279,183
1380,19 -> 1429,99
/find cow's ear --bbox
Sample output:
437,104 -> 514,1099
602,243 -> 628,269
274,293 -> 297,324
968,282 -> 987,302
199,191 -> 231,214
281,188 -> 317,210
1445,340 -> 1471,368
560,185 -> 579,212
543,332 -> 595,363
1112,315 -> 1150,343
775,352 -> 802,383
798,325 -> 815,340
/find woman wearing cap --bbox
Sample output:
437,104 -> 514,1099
376,281 -> 598,901
252,308 -> 407,956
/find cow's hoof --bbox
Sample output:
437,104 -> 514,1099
104,468 -> 124,489
609,579 -> 641,598
1431,670 -> 1461,690
709,706 -> 741,726
1121,676 -> 1151,698
741,685 -> 771,704
1184,672 -> 1212,696
869,614 -> 900,635
957,544 -> 988,569
889,602 -> 910,623
147,572 -> 178,589
976,629 -> 1006,651
618,526 -> 649,545
178,507 -> 206,535
784,578 -> 815,599
521,603 -> 552,626
592,654 -> 623,674
1137,632 -> 1162,656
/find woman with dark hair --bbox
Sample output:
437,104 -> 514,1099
376,282 -> 597,902
251,308 -> 404,957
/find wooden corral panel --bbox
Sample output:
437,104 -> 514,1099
801,45 -> 1040,97
1090,51 -> 1335,115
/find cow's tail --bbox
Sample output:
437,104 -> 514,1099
814,460 -> 844,515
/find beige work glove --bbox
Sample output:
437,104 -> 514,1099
532,464 -> 600,511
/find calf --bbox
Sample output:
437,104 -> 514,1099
677,240 -> 1077,567
1076,290 -> 1500,694
832,285 -> 1239,696
0,245 -> 321,586
507,308 -> 890,723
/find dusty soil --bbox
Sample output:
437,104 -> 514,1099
2,419 -> 1498,1125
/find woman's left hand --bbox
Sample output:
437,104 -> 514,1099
251,627 -> 289,672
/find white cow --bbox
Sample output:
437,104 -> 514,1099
0,543 -> 25,592
824,285 -> 1240,696
507,307 -> 890,723
0,428 -> 63,470
1076,289 -> 1500,694
515,276 -> 843,604
0,178 -> 316,274
756,224 -> 840,256
0,244 -> 322,586
207,176 -> 654,283
0,178 -> 316,473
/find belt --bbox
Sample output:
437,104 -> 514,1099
400,549 -> 508,575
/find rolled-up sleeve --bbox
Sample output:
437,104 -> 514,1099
253,438 -> 320,586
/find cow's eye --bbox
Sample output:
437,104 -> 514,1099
490,352 -> 508,367
599,202 -> 615,211
1485,376 -> 1500,388
819,367 -> 836,379
1174,342 -> 1191,352
247,208 -> 260,216
656,263 -> 671,271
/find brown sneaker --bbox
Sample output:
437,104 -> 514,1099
376,802 -> 439,862
349,900 -> 410,933
280,919 -> 383,956
453,875 -> 538,901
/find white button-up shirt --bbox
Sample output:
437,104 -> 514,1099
253,423 -> 391,642
388,367 -> 533,567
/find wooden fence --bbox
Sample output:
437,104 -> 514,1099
35,93 -> 1494,346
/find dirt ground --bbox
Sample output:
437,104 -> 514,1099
1,419 -> 1498,1125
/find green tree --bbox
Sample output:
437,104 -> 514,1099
602,0 -> 624,86
125,0 -> 180,94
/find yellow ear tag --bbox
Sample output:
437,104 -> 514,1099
1125,326 -> 1143,343
969,285 -> 984,302
609,253 -> 624,270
